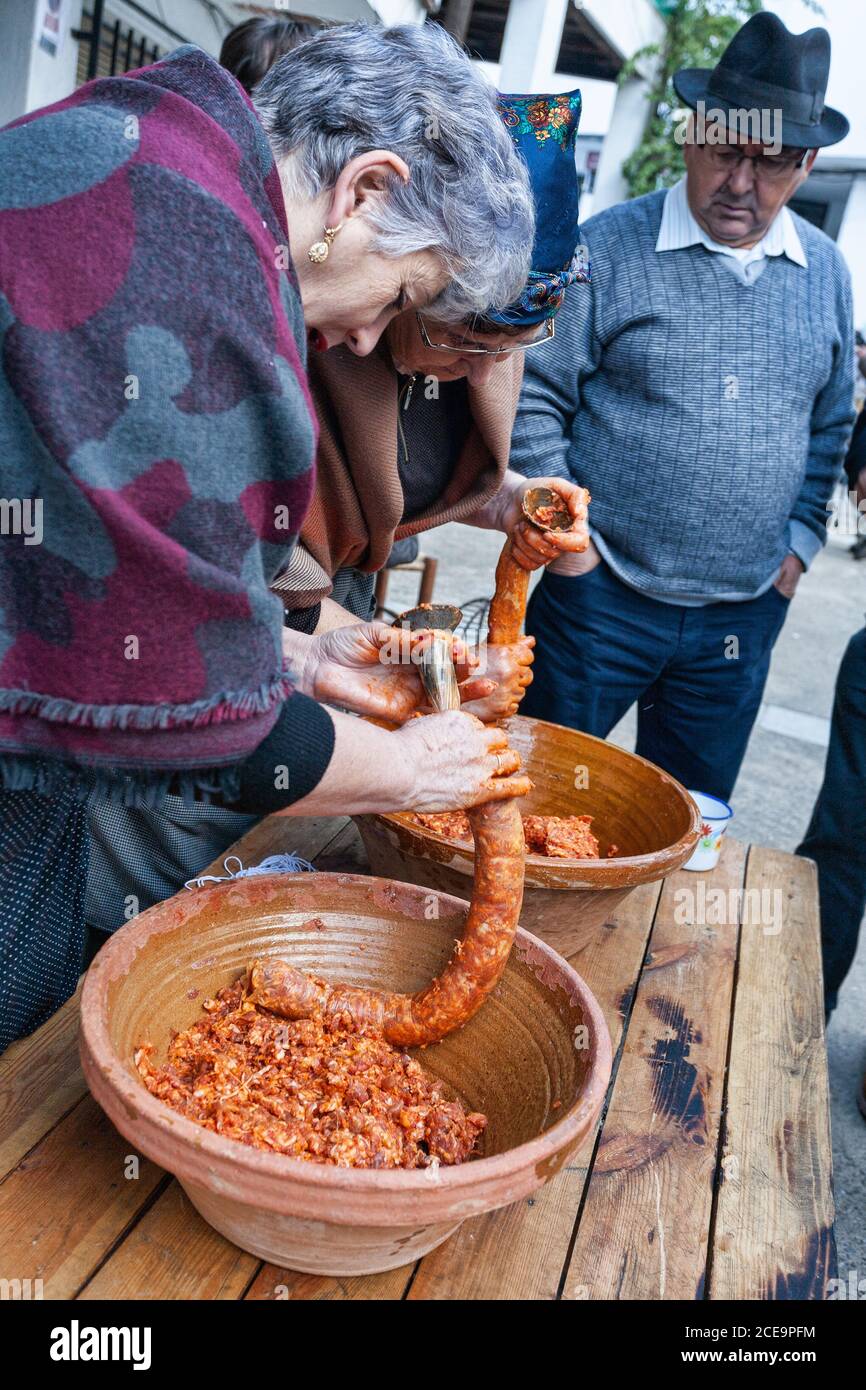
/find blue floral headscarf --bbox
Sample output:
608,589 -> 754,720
488,90 -> 590,327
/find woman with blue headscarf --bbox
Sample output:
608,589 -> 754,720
277,92 -> 593,696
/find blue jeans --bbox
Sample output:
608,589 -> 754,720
797,627 -> 866,1015
521,561 -> 791,802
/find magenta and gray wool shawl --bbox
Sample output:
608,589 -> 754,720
0,47 -> 319,798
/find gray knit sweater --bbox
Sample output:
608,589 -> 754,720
511,190 -> 855,602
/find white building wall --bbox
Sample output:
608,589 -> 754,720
498,0 -> 571,91
586,0 -> 664,213
590,70 -> 654,213
766,0 -> 866,164
105,0 -> 237,52
0,0 -> 425,127
372,0 -> 427,23
0,0 -> 83,127
582,0 -> 664,67
489,0 -> 664,214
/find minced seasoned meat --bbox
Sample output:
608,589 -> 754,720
135,975 -> 486,1170
413,809 -> 473,840
412,810 -> 618,859
523,814 -> 599,858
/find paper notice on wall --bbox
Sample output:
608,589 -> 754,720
37,0 -> 68,59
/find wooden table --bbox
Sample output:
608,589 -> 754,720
0,816 -> 836,1301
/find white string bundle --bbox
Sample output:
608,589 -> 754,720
184,853 -> 315,891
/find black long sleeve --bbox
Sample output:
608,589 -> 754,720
234,690 -> 335,812
282,603 -> 322,635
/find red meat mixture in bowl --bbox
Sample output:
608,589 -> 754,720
412,811 -> 619,860
136,974 -> 486,1170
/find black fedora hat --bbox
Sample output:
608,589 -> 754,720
673,11 -> 849,149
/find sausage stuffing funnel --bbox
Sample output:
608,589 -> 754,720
79,873 -> 612,1276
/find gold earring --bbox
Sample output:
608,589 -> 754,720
308,223 -> 343,264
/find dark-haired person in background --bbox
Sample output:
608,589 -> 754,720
219,14 -> 322,94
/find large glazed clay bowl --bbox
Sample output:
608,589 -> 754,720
80,871 -> 612,1277
357,715 -> 701,958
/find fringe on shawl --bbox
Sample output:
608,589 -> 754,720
0,674 -> 294,732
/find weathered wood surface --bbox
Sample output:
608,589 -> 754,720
77,1181 -> 258,1302
0,1095 -> 165,1299
708,847 -> 836,1300
0,819 -> 835,1301
0,987 -> 86,1177
406,878 -> 664,1301
561,843 -> 745,1300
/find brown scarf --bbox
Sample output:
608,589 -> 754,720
272,340 -> 522,608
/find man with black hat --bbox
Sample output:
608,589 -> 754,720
512,12 -> 855,804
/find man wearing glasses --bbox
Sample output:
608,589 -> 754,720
512,13 -> 855,805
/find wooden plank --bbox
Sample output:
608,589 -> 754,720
77,1181 -> 258,1301
198,814 -> 351,880
310,819 -> 369,876
708,846 -> 836,1300
0,1095 -> 164,1299
0,987 -> 87,1179
244,1262 -> 413,1301
406,878 -> 665,1300
561,841 -> 746,1300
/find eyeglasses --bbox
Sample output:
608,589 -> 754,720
699,145 -> 810,183
415,313 -> 555,356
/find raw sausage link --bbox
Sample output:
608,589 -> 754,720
250,523 -> 539,1045
487,539 -> 528,647
249,797 -> 525,1046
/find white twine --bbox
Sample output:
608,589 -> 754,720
184,853 -> 315,891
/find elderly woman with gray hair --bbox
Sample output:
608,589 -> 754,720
0,22 -> 535,1047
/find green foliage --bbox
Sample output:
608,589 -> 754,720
620,0 -> 820,199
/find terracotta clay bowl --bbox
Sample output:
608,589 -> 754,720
80,871 -> 612,1277
357,715 -> 701,958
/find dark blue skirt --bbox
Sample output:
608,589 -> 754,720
0,786 -> 88,1051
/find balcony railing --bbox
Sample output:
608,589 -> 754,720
72,1 -> 191,86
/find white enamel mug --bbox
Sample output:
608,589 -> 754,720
682,791 -> 734,871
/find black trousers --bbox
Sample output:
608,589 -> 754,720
797,626 -> 866,1015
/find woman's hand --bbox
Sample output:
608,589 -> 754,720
283,622 -> 492,724
498,474 -> 591,572
459,637 -> 535,721
392,711 -> 531,811
281,704 -> 528,818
